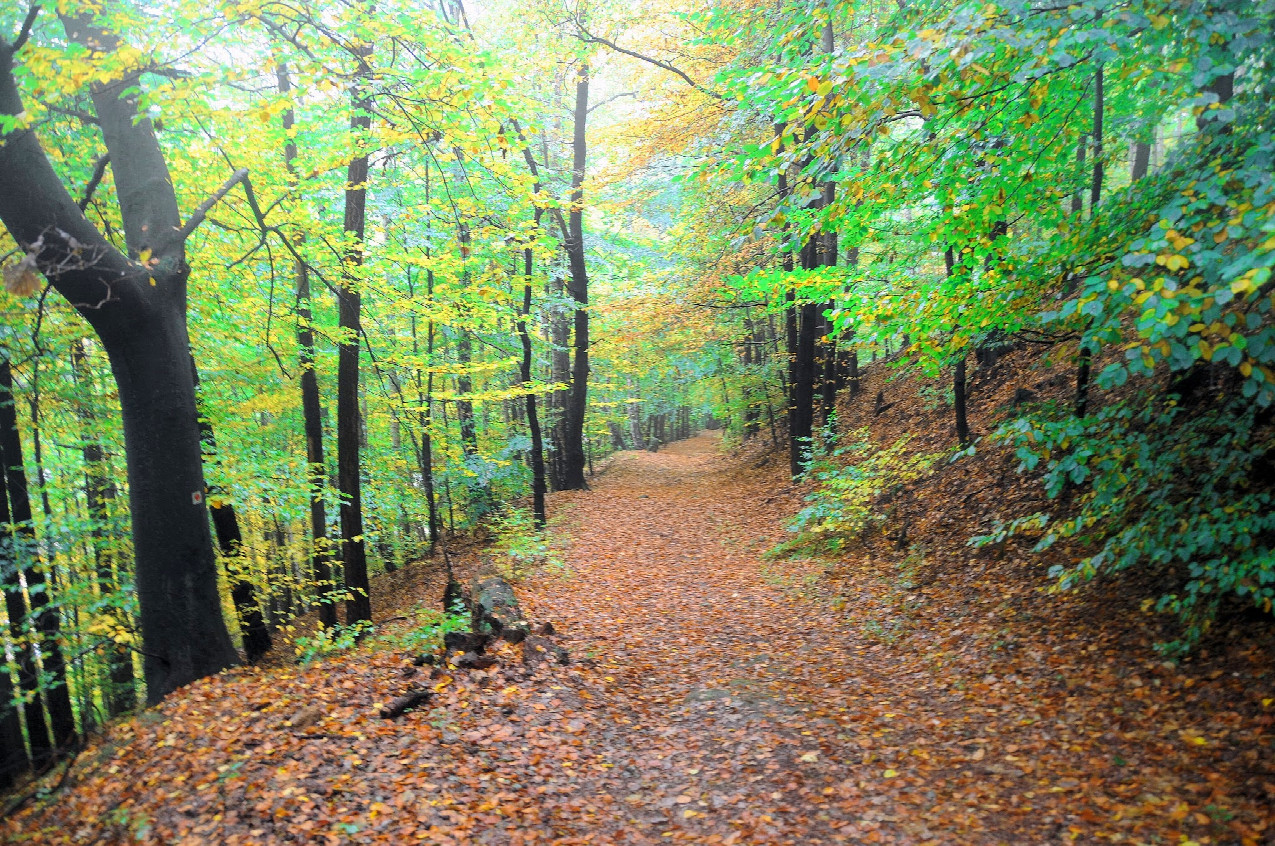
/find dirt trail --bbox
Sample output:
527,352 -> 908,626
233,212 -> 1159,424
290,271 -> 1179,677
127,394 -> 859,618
511,433 -> 960,844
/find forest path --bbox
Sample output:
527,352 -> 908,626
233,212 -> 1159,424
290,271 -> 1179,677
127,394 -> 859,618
510,432 -> 949,844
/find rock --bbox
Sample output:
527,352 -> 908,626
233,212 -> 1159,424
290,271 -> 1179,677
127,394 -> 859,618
1011,388 -> 1037,407
413,653 -> 437,667
537,621 -> 556,636
454,652 -> 499,671
472,572 -> 530,641
283,705 -> 324,730
444,631 -> 493,655
522,635 -> 569,669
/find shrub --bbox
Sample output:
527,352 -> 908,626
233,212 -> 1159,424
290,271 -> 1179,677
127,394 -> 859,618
981,393 -> 1275,652
780,429 -> 941,555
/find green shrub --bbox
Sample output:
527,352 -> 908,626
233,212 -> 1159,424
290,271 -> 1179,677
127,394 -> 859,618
293,619 -> 374,665
980,393 -> 1275,652
779,429 -> 941,555
491,507 -> 566,579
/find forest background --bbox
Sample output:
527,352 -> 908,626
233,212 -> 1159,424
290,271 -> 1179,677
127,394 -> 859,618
0,0 -> 1271,794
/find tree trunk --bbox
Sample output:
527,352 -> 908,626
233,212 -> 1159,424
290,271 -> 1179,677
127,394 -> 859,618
279,62 -> 337,629
559,63 -> 591,491
339,48 -> 373,626
0,654 -> 25,788
953,354 -> 970,447
70,341 -> 136,716
0,362 -> 76,752
192,362 -> 271,661
516,136 -> 549,528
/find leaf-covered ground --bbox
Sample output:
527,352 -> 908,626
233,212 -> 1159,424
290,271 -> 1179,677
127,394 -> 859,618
5,432 -> 1274,844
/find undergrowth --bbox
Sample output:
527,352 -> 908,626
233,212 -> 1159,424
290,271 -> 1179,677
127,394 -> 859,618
491,507 -> 568,579
976,391 -> 1275,653
771,427 -> 941,557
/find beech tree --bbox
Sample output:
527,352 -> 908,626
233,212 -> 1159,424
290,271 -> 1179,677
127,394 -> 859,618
0,9 -> 238,703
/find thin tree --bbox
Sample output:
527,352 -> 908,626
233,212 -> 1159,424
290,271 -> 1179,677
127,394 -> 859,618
338,30 -> 373,625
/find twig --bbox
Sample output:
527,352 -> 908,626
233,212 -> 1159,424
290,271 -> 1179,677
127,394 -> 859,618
176,167 -> 250,242
574,24 -> 723,102
587,92 -> 636,114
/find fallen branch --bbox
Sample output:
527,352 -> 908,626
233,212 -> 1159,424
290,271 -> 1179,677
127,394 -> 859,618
380,688 -> 433,719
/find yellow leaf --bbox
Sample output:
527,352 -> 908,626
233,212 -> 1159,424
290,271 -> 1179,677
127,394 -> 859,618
139,248 -> 153,264
799,751 -> 819,763
883,769 -> 899,778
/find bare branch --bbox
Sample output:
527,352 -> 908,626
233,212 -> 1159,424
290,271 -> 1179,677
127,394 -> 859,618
77,154 -> 110,211
587,91 -> 636,115
573,24 -> 723,102
10,5 -> 41,54
176,167 -> 249,242
45,103 -> 99,125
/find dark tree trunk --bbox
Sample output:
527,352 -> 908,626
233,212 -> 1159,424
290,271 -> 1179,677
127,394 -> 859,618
192,362 -> 271,661
414,299 -> 441,552
297,259 -> 336,627
339,49 -> 373,626
0,362 -> 76,752
280,64 -> 336,628
455,224 -> 480,460
1131,140 -> 1151,182
515,131 -> 549,528
791,226 -> 821,472
559,64 -> 591,491
953,354 -> 970,447
0,412 -> 51,768
548,275 -> 571,491
943,247 -> 971,446
0,9 -> 239,705
0,654 -> 24,788
110,312 -> 239,702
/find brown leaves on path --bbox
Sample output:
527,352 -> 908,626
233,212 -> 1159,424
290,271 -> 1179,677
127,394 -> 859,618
4,433 -> 1273,844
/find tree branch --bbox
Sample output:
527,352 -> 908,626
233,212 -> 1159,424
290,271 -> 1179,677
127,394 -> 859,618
176,167 -> 249,242
10,5 -> 41,54
77,154 -> 109,211
573,25 -> 723,102
587,92 -> 636,114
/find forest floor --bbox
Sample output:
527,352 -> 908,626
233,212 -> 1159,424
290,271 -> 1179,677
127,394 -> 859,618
4,429 -> 1274,844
